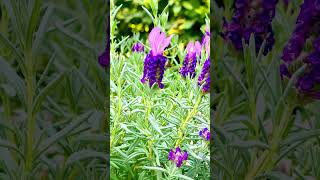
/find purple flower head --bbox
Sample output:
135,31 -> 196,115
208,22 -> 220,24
280,64 -> 291,79
98,51 -> 109,68
168,147 -> 188,168
98,19 -> 110,68
132,42 -> 144,52
198,58 -> 210,93
223,0 -> 278,55
141,27 -> 173,88
180,41 -> 202,78
199,127 -> 210,141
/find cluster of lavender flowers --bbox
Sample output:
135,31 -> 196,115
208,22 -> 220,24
223,0 -> 278,55
280,0 -> 320,99
134,26 -> 211,94
168,147 -> 188,168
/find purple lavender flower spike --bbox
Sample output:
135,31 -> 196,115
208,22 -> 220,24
199,127 -> 210,141
132,42 -> 144,52
180,41 -> 201,78
223,0 -> 278,55
198,58 -> 210,93
141,27 -> 173,89
168,147 -> 188,168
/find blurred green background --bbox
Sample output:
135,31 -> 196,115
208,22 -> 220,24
114,0 -> 210,42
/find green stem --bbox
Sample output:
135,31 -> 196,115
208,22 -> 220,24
245,103 -> 295,179
24,50 -> 35,178
110,77 -> 122,147
175,94 -> 203,147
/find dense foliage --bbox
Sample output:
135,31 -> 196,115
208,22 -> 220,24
0,0 -> 108,179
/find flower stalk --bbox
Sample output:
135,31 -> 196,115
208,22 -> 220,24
175,93 -> 203,147
25,49 -> 35,177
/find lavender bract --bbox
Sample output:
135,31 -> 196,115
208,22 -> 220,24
180,41 -> 201,78
168,147 -> 188,167
198,58 -> 210,93
223,0 -> 278,55
140,27 -> 172,89
199,127 -> 210,141
132,42 -> 144,52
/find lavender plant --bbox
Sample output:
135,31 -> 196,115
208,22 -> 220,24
213,0 -> 320,179
0,0 -> 108,179
110,0 -> 210,179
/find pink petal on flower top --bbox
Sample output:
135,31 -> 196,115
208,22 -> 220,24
159,35 -> 173,54
154,32 -> 166,55
148,27 -> 161,54
195,41 -> 202,56
186,41 -> 194,54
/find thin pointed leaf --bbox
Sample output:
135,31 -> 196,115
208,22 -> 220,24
33,71 -> 67,114
35,111 -> 93,159
0,56 -> 26,104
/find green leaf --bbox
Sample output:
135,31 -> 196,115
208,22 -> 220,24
0,56 -> 26,104
281,64 -> 307,103
54,22 -> 97,54
66,150 -> 108,166
148,114 -> 163,136
75,134 -> 108,144
0,148 -> 18,171
1,84 -> 16,97
26,0 -> 41,49
142,6 -> 154,22
33,71 -> 67,114
222,59 -> 249,98
182,2 -> 193,10
34,111 -> 94,159
0,139 -> 24,160
47,18 -> 77,33
77,70 -> 104,109
141,166 -> 168,173
0,32 -> 25,73
2,0 -> 25,46
173,174 -> 194,180
32,3 -> 54,53
281,129 -> 320,147
229,140 -> 269,150
36,53 -> 56,88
